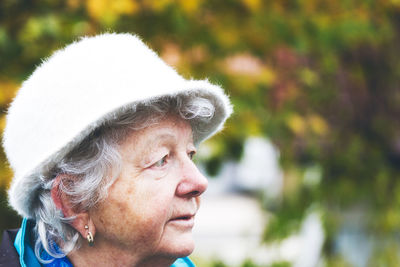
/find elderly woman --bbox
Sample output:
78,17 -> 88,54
0,33 -> 232,266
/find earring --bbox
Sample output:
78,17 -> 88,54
85,225 -> 94,247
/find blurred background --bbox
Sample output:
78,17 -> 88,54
1,0 -> 400,266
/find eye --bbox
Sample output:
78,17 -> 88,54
188,150 -> 196,160
153,155 -> 168,168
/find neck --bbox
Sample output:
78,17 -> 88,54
67,240 -> 176,267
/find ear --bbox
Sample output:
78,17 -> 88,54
51,175 -> 96,239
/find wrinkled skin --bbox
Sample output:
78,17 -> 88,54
68,116 -> 208,267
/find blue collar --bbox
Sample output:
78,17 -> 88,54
14,218 -> 195,266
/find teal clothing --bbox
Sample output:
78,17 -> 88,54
171,257 -> 195,267
14,219 -> 42,267
15,218 -> 195,267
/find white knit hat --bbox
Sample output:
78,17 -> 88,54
3,33 -> 232,218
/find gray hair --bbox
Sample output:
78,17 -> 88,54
32,95 -> 215,263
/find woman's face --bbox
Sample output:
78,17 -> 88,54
89,115 -> 208,262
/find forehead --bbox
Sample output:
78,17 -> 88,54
118,115 -> 194,148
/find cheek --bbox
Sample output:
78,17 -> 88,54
92,179 -> 175,247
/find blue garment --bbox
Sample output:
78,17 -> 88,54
14,218 -> 42,267
171,257 -> 195,267
14,218 -> 195,266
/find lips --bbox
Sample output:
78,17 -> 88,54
168,214 -> 195,228
171,215 -> 193,220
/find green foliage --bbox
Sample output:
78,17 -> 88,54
241,259 -> 259,267
324,255 -> 354,267
240,258 -> 282,267
210,260 -> 228,267
268,262 -> 291,267
1,0 -> 400,265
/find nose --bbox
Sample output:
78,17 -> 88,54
176,157 -> 208,198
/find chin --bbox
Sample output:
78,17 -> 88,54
160,233 -> 195,257
175,241 -> 195,257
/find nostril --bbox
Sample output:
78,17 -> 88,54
191,190 -> 200,197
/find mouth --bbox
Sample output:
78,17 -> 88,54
168,214 -> 195,228
172,215 -> 193,220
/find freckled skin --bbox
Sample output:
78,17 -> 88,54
69,116 -> 208,267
